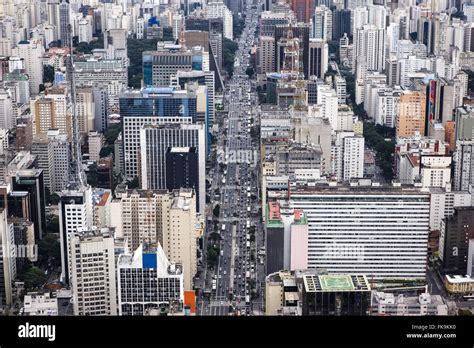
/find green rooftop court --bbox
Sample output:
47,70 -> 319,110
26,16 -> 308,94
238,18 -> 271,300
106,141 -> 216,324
319,275 -> 355,291
303,274 -> 370,292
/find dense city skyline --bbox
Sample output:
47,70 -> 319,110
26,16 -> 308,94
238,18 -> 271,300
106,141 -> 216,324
0,0 -> 472,326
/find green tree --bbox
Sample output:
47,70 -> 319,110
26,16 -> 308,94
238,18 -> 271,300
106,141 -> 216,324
459,309 -> 473,316
38,235 -> 61,263
127,38 -> 159,88
233,15 -> 245,38
43,65 -> 55,84
245,67 -> 254,77
463,69 -> 474,92
103,124 -> 121,145
99,146 -> 113,158
23,266 -> 47,289
209,232 -> 221,241
87,163 -> 98,186
162,27 -> 174,41
207,245 -> 220,266
75,34 -> 104,54
47,215 -> 60,233
126,177 -> 139,189
223,38 -> 238,78
213,204 -> 220,218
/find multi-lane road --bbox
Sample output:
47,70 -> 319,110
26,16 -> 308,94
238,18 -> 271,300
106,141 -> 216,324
197,0 -> 264,316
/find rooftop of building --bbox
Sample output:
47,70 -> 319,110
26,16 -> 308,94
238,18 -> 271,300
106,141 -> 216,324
445,275 -> 474,283
171,188 -> 195,210
168,146 -> 195,153
92,189 -> 111,207
74,226 -> 114,241
289,178 -> 430,195
266,202 -> 283,227
303,274 -> 371,293
292,210 -> 307,225
373,291 -> 446,306
118,243 -> 182,276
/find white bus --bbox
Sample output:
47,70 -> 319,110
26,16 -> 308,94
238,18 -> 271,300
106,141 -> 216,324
221,224 -> 226,232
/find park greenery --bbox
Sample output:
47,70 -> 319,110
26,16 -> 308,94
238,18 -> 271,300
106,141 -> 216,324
207,245 -> 220,266
75,34 -> 104,54
213,204 -> 220,218
340,68 -> 395,181
223,38 -> 238,78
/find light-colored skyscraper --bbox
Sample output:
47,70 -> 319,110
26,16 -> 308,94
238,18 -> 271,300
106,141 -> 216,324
14,39 -> 44,95
343,135 -> 364,181
117,243 -> 184,315
0,89 -> 13,130
161,188 -> 198,291
59,186 -> 93,284
354,24 -> 386,73
32,85 -> 72,139
207,0 -> 233,40
453,140 -> 474,191
70,227 -> 117,315
0,208 -> 14,307
31,129 -> 70,193
396,90 -> 426,139
312,5 -> 332,41
139,123 -> 206,213
289,181 -> 431,280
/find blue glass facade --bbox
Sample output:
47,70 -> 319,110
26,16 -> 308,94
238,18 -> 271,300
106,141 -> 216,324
119,95 -> 197,122
143,53 -> 153,86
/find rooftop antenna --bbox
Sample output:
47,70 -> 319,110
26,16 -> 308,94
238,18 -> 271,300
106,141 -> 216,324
67,24 -> 87,189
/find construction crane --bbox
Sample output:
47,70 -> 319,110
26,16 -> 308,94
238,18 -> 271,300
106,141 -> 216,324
66,24 -> 87,190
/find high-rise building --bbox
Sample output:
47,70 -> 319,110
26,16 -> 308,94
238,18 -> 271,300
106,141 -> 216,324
453,140 -> 474,191
32,85 -> 72,139
104,28 -> 128,64
139,123 -> 205,213
0,89 -> 13,130
302,273 -> 371,315
312,5 -> 332,41
58,186 -> 93,284
76,86 -> 95,135
0,208 -> 14,307
289,180 -> 431,280
274,24 -> 311,78
354,25 -> 386,73
440,208 -> 474,274
290,0 -> 315,23
396,90 -> 426,139
161,188 -> 198,291
265,202 -> 309,275
87,131 -> 104,163
343,136 -> 365,181
119,87 -> 198,181
206,0 -> 233,40
308,39 -> 328,79
14,39 -> 44,95
165,146 -> 199,196
117,243 -> 184,315
73,58 -> 127,114
143,45 -> 194,87
258,36 -> 276,74
31,129 -> 70,193
332,9 -> 351,41
58,0 -> 70,46
70,227 -> 117,315
119,189 -> 167,252
11,169 -> 47,240
78,17 -> 93,43
173,70 -> 215,128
